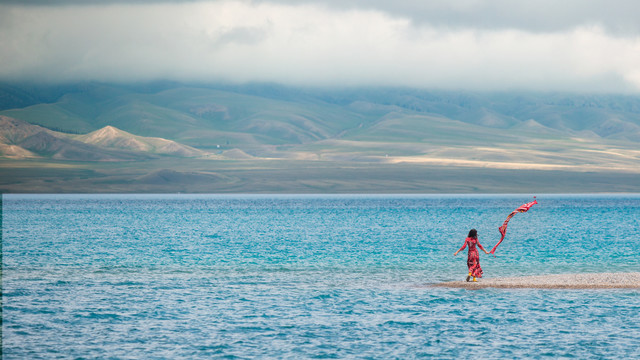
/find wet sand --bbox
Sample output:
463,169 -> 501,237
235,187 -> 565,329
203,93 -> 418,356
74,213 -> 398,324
434,272 -> 640,289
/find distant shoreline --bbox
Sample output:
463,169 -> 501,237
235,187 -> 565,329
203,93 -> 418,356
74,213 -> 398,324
3,158 -> 640,194
433,272 -> 640,289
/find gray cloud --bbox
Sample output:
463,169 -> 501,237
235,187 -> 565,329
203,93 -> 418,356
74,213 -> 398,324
7,0 -> 640,35
213,24 -> 272,47
1,1 -> 639,92
263,0 -> 640,36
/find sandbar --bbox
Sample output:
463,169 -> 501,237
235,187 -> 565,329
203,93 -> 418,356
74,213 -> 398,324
433,272 -> 640,289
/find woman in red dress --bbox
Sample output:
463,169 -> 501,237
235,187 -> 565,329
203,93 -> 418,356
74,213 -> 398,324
453,229 -> 489,282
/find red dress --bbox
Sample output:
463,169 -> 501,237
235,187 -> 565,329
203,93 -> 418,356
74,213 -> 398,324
457,237 -> 484,278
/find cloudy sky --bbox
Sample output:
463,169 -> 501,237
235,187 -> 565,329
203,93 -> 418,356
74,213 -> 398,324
1,0 -> 639,92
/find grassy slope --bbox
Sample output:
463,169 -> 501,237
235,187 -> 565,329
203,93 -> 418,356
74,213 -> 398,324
1,83 -> 639,193
0,85 -> 374,150
3,84 -> 639,146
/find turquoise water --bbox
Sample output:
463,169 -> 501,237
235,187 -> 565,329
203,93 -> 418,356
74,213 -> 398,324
3,194 -> 640,359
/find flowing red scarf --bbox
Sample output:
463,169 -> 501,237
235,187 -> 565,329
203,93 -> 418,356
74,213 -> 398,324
490,197 -> 538,255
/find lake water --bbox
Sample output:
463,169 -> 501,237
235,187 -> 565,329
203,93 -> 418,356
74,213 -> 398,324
3,194 -> 640,359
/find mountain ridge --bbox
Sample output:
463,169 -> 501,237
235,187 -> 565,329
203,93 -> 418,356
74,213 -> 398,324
0,116 -> 211,161
76,125 -> 209,157
1,83 -> 639,193
2,83 -> 639,147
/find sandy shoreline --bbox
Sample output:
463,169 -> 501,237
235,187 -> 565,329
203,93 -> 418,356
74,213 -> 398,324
433,272 -> 640,289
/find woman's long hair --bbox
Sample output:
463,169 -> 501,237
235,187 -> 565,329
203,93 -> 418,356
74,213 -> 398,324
468,229 -> 478,238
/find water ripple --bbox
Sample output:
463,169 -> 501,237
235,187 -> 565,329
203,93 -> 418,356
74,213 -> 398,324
3,194 -> 640,359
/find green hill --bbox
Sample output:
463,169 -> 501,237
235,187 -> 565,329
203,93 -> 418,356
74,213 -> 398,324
1,82 -> 639,193
3,83 -> 639,145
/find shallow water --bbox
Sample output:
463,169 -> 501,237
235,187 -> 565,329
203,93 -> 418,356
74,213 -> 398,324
3,194 -> 640,358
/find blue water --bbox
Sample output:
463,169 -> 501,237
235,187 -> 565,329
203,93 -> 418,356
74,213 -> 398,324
3,194 -> 640,359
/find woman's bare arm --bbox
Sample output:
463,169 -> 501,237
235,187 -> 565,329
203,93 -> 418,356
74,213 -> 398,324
453,240 -> 467,256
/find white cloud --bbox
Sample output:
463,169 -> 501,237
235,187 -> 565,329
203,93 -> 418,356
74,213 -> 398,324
1,1 -> 639,92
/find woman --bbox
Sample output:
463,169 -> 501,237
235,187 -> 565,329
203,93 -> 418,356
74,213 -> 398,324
453,229 -> 489,282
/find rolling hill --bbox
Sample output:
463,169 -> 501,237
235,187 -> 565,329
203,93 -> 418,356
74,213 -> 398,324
2,83 -> 639,147
0,82 -> 639,192
75,125 -> 208,157
0,116 -> 211,161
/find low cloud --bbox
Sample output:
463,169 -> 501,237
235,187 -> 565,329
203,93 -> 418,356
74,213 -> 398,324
264,0 -> 640,36
1,1 -> 639,92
